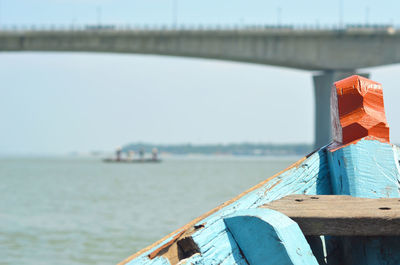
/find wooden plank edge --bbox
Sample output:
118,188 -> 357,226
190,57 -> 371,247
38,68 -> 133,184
261,195 -> 400,236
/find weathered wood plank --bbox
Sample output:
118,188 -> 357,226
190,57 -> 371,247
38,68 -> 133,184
262,194 -> 400,236
224,209 -> 318,265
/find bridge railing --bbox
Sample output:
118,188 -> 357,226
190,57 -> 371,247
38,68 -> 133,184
0,23 -> 397,33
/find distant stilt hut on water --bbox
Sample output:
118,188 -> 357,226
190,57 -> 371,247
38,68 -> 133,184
103,146 -> 161,163
152,148 -> 158,161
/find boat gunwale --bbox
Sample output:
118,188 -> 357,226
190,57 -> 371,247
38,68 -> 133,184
117,151 -> 315,265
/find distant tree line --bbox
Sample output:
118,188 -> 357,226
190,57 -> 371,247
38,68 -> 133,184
122,143 -> 313,156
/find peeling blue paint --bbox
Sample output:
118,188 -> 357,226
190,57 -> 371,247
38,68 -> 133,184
328,139 -> 400,198
125,148 -> 331,264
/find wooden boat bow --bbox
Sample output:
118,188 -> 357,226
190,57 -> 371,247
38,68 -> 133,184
119,76 -> 400,265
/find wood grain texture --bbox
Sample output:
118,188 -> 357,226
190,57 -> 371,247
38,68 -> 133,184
328,138 -> 400,198
262,194 -> 400,236
122,148 -> 332,265
224,209 -> 318,265
327,139 -> 400,265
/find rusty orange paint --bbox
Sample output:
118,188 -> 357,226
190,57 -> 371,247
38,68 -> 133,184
331,75 -> 390,145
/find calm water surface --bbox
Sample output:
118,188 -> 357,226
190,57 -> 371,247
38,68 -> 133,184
0,156 -> 296,265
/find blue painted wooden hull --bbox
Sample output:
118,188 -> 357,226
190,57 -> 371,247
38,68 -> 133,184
119,139 -> 400,265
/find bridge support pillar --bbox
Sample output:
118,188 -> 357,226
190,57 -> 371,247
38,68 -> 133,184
313,70 -> 369,149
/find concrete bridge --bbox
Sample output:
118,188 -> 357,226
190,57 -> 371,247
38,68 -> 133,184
1,27 -> 399,147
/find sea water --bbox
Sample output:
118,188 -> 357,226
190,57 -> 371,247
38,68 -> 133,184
0,156 -> 295,265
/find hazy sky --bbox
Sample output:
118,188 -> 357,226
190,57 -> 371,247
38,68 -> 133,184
1,0 -> 400,155
0,0 -> 397,26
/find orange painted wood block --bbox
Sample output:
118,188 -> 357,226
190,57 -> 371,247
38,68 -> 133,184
331,75 -> 390,145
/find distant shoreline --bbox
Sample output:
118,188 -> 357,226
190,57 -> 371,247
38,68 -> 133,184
121,143 -> 313,156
